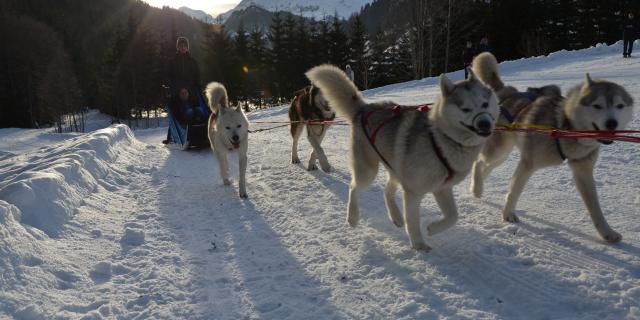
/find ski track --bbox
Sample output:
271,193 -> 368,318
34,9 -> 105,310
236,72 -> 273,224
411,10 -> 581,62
1,42 -> 640,319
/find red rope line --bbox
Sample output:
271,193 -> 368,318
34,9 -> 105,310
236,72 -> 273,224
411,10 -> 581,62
495,127 -> 640,143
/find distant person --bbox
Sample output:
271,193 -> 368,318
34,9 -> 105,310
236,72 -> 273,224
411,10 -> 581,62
164,36 -> 201,144
462,40 -> 476,78
478,37 -> 491,53
623,12 -> 637,58
345,64 -> 355,82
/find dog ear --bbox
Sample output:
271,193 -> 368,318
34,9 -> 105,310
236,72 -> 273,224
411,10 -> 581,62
440,74 -> 455,97
580,73 -> 594,94
584,73 -> 593,88
466,68 -> 477,82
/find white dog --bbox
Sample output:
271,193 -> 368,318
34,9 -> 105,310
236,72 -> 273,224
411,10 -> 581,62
205,82 -> 249,198
307,65 -> 499,251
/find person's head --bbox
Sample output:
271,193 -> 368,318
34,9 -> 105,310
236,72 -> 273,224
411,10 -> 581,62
346,64 -> 351,70
179,88 -> 190,102
176,37 -> 189,54
480,37 -> 488,45
629,12 -> 635,19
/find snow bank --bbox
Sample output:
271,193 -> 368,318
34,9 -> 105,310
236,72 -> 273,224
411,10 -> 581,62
0,125 -> 142,318
0,125 -> 136,237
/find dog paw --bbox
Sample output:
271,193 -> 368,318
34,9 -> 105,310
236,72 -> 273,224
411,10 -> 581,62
411,242 -> 432,252
602,230 -> 622,243
307,164 -> 318,171
503,212 -> 519,223
223,179 -> 232,186
320,165 -> 332,173
239,192 -> 248,199
291,157 -> 300,164
391,217 -> 404,228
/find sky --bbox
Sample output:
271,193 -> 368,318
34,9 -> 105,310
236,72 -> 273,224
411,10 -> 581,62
142,0 -> 240,16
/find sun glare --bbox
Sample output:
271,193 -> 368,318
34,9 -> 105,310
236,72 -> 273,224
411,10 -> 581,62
143,0 -> 239,16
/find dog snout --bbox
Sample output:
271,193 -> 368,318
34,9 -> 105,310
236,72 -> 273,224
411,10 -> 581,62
232,134 -> 240,142
605,119 -> 618,130
477,119 -> 491,132
468,113 -> 494,137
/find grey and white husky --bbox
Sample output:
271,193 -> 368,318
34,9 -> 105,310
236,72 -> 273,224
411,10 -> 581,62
469,52 -> 634,242
306,65 -> 499,251
206,82 -> 249,199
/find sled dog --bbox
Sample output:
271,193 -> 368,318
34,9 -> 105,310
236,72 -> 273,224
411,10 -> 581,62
469,52 -> 634,242
306,65 -> 499,251
206,82 -> 249,198
289,85 -> 336,172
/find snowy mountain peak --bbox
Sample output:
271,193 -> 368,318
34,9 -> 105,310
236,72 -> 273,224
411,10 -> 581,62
218,0 -> 374,21
179,6 -> 215,24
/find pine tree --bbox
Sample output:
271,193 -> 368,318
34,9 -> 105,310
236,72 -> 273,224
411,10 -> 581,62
268,11 -> 287,97
281,14 -> 298,94
293,16 -> 311,88
248,28 -> 266,70
328,14 -> 349,67
203,25 -> 240,98
235,22 -> 250,99
349,15 -> 369,89
314,18 -> 331,64
246,28 -> 270,105
369,30 -> 391,88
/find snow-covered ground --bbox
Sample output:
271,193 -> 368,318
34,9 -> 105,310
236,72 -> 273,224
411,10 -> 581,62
1,42 -> 639,319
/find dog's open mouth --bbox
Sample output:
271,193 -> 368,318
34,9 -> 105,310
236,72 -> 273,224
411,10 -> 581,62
592,123 -> 614,145
230,141 -> 241,149
461,122 -> 491,137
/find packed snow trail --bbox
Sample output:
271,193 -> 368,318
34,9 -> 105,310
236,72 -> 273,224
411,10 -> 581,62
1,42 -> 640,319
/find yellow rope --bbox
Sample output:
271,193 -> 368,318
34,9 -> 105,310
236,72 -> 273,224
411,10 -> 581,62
499,122 -> 555,131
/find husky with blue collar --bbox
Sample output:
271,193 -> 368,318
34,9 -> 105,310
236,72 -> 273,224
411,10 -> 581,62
469,52 -> 635,242
307,65 -> 499,251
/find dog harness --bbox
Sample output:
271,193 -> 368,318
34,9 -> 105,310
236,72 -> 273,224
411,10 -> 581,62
499,91 -> 539,124
555,117 -> 574,162
499,92 -> 567,161
359,104 -> 456,183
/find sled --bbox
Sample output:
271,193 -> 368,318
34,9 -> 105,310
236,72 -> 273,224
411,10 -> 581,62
167,90 -> 211,150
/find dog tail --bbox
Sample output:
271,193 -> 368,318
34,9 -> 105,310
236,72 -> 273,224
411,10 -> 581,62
472,52 -> 504,91
305,64 -> 365,122
205,82 -> 228,113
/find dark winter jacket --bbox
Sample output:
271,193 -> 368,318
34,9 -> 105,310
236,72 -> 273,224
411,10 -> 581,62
623,17 -> 637,40
169,94 -> 197,124
168,52 -> 200,94
478,43 -> 491,53
462,47 -> 476,65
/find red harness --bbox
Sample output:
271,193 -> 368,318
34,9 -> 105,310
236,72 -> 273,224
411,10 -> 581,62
360,104 -> 456,183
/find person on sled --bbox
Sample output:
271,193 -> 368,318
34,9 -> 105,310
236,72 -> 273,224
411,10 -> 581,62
163,36 -> 202,144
